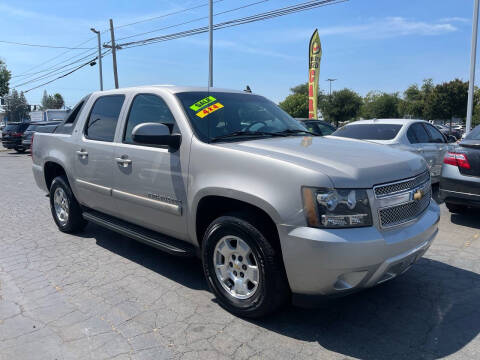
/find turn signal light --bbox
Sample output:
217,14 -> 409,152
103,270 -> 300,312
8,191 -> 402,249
443,152 -> 471,169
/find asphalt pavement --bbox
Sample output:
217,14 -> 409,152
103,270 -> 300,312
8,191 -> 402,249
1,149 -> 479,360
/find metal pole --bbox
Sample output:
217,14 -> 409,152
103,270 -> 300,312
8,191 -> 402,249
466,0 -> 479,134
90,28 -> 103,91
208,0 -> 213,87
110,19 -> 119,89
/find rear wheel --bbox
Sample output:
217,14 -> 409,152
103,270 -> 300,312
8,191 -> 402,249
446,202 -> 467,214
15,147 -> 25,153
50,176 -> 87,233
202,214 -> 289,318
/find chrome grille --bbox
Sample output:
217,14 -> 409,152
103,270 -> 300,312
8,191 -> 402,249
374,171 -> 430,198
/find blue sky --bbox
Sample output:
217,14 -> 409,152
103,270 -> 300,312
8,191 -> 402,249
0,0 -> 476,107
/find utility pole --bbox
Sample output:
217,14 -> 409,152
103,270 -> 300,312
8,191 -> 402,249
90,28 -> 103,91
109,19 -> 119,89
208,0 -> 213,88
326,78 -> 337,96
466,0 -> 479,135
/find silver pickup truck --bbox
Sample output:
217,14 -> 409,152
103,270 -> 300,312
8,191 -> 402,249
32,86 -> 440,318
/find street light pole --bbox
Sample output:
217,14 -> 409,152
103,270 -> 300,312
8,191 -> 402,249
466,0 -> 479,134
109,19 -> 119,89
90,28 -> 103,91
208,0 -> 213,88
326,78 -> 337,95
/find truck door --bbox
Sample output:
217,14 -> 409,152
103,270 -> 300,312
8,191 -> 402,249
112,93 -> 189,240
74,94 -> 126,215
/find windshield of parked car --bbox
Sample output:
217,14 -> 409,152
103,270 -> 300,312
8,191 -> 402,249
4,124 -> 22,132
332,123 -> 402,140
176,92 -> 310,142
465,126 -> 480,140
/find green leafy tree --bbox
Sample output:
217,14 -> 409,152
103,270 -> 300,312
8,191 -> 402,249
399,84 -> 424,118
428,79 -> 468,121
0,59 -> 11,97
5,89 -> 30,122
279,93 -> 309,118
41,90 -> 65,109
361,91 -> 402,119
320,88 -> 362,126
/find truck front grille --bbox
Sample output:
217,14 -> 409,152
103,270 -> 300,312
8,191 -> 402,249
374,171 -> 430,198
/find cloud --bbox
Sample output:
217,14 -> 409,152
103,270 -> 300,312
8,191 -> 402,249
438,17 -> 470,23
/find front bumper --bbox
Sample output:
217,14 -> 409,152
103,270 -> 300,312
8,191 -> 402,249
278,201 -> 440,298
1,139 -> 22,149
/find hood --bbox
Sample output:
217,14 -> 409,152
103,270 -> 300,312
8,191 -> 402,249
218,136 -> 426,188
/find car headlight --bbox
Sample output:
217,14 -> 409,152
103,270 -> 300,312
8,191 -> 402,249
302,187 -> 373,228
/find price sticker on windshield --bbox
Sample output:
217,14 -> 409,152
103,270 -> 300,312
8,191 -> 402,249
196,102 -> 224,118
190,96 -> 216,111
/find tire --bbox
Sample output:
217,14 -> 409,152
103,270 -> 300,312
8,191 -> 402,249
446,202 -> 467,214
202,214 -> 289,318
15,147 -> 26,153
49,176 -> 87,233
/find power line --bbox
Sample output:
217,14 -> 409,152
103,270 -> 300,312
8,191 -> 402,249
22,50 -> 111,93
118,0 -> 345,49
116,0 -> 269,42
0,39 -> 94,50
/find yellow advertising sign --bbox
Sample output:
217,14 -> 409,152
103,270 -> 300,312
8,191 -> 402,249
195,102 -> 224,118
308,29 -> 322,119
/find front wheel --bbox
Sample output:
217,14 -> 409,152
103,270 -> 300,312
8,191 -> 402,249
202,215 -> 289,318
50,176 -> 87,233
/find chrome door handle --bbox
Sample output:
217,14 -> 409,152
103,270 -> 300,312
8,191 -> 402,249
76,150 -> 88,157
115,157 -> 132,167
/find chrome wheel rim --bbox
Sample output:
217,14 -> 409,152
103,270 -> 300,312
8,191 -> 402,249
213,235 -> 260,299
53,187 -> 69,225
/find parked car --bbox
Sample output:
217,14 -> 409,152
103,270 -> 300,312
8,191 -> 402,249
32,86 -> 439,318
22,121 -> 62,148
1,122 -> 31,152
331,119 -> 456,183
440,125 -> 480,213
296,118 -> 336,136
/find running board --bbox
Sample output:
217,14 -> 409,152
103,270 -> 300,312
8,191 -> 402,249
82,210 -> 196,257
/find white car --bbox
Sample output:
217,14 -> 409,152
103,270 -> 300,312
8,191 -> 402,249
332,119 -> 456,183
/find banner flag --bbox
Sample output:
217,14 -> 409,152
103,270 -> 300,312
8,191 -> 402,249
308,29 -> 322,119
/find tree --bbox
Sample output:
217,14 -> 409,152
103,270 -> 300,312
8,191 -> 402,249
4,89 -> 30,122
320,88 -> 362,126
399,84 -> 424,118
279,93 -> 309,118
41,90 -> 65,109
361,91 -> 402,119
428,79 -> 468,121
0,59 -> 11,97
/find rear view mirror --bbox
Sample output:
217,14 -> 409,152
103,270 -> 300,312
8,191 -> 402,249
132,122 -> 181,150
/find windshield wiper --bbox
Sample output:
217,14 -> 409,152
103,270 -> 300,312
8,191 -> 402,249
275,129 -> 317,136
210,130 -> 287,143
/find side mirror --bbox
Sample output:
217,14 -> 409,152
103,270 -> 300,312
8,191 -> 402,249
447,135 -> 457,143
132,122 -> 181,150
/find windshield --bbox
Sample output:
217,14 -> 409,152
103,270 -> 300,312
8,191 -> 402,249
465,125 -> 480,140
332,123 -> 402,140
4,124 -> 21,132
175,92 -> 309,142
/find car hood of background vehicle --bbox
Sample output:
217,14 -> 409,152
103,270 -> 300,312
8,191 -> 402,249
219,136 -> 426,188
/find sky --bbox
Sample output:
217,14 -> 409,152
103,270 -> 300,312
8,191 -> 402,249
0,0 -> 477,107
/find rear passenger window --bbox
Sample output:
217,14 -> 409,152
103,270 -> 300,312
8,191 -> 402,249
123,94 -> 176,144
85,95 -> 125,142
407,123 -> 430,144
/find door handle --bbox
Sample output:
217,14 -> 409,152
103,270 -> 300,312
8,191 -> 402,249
115,157 -> 132,167
76,149 -> 88,158
415,148 -> 423,152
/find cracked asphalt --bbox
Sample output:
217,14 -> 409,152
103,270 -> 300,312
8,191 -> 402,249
1,149 -> 480,360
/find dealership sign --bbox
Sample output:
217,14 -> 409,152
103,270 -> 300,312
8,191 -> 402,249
308,29 -> 322,119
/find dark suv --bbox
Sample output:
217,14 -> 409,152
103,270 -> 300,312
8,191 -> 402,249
22,121 -> 61,148
1,122 -> 31,153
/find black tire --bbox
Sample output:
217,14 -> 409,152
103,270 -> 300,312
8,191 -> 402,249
446,202 -> 467,214
202,214 -> 289,318
15,147 -> 26,153
49,176 -> 87,233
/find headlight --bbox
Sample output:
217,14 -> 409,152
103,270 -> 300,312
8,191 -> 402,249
302,187 -> 373,228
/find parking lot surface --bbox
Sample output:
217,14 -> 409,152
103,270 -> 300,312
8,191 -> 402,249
1,149 -> 480,360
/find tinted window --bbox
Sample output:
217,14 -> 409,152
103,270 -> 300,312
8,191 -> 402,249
465,125 -> 480,140
407,123 -> 430,144
26,125 -> 40,132
332,124 -> 402,140
4,124 -> 22,132
124,94 -> 176,144
85,95 -> 125,142
424,124 -> 445,143
303,122 -> 321,135
57,95 -> 90,135
175,92 -> 307,142
317,122 -> 335,136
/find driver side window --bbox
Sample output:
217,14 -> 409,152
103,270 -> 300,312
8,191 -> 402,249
123,94 -> 176,144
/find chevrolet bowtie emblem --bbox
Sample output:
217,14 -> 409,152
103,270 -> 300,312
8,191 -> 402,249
413,189 -> 424,201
